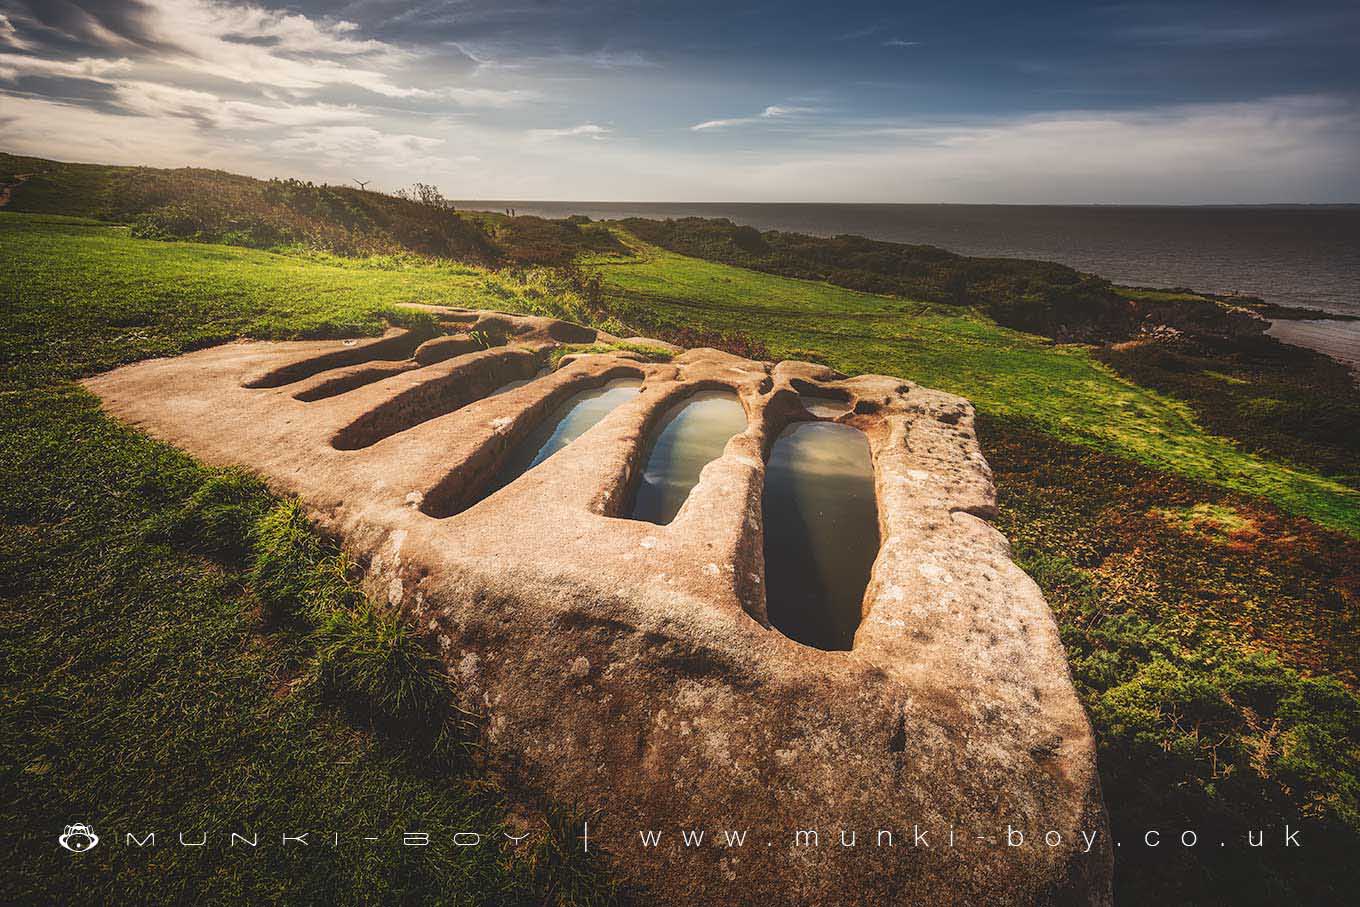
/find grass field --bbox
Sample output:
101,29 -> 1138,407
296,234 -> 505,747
588,239 -> 1360,536
0,213 -> 617,905
3,211 -> 1357,905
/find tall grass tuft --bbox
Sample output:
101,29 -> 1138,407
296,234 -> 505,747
513,804 -> 629,907
147,467 -> 271,563
249,499 -> 355,622
312,597 -> 456,734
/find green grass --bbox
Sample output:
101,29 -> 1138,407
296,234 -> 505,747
981,419 -> 1360,905
1115,286 -> 1210,303
3,209 -> 1357,905
589,238 -> 1360,536
0,212 -> 620,905
0,214 -> 599,387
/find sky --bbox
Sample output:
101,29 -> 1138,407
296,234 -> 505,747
1,0 -> 1358,202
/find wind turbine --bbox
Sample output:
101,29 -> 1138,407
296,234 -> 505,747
352,178 -> 371,191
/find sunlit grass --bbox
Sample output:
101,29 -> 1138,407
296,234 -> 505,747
588,237 -> 1360,536
0,212 -> 621,905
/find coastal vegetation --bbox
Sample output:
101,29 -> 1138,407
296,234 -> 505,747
585,238 -> 1359,535
612,216 -> 1360,485
0,152 -> 622,265
1096,332 -> 1360,482
3,154 -> 1357,905
984,419 -> 1359,904
612,215 -> 1131,340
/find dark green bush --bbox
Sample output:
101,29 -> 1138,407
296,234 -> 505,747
615,216 -> 1133,340
1097,334 -> 1360,480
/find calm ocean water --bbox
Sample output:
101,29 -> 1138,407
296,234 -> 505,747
456,201 -> 1360,367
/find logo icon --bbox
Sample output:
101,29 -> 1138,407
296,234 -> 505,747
58,823 -> 99,852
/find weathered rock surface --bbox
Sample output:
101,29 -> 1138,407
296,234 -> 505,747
84,307 -> 1112,905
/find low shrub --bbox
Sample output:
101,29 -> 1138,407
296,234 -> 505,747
984,414 -> 1360,904
615,216 -> 1132,341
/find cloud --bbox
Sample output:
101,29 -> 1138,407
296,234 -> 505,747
0,0 -> 539,164
705,95 -> 1360,203
0,92 -> 444,180
5,88 -> 1356,204
440,86 -> 539,108
0,13 -> 34,50
0,51 -> 131,81
109,81 -> 367,130
0,1 -> 146,52
527,123 -> 610,141
0,51 -> 365,131
442,39 -> 658,73
1,4 -> 1355,204
0,92 -> 248,168
690,117 -> 746,131
270,125 -> 445,170
835,25 -> 883,41
133,0 -> 422,97
3,1 -> 532,102
690,105 -> 813,131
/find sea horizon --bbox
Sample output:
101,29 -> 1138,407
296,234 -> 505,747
456,200 -> 1360,368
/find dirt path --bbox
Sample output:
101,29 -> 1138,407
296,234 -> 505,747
0,173 -> 32,208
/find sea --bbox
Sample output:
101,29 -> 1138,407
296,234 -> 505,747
455,202 -> 1360,369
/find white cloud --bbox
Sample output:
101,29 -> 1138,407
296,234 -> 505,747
699,95 -> 1360,203
110,81 -> 367,129
270,126 -> 446,170
835,25 -> 883,41
3,1 -> 530,103
133,0 -> 421,97
0,52 -> 132,81
0,53 -> 367,131
526,123 -> 610,141
3,10 -> 1356,209
883,39 -> 921,47
0,1 -> 536,160
0,94 -> 442,181
439,86 -> 539,108
690,117 -> 746,131
690,105 -> 813,131
0,93 -> 249,168
443,41 -> 657,73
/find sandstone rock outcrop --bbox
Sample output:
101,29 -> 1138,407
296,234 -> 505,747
84,307 -> 1112,905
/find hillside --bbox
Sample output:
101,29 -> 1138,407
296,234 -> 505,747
9,153 -> 1353,483
3,151 -> 1359,905
608,217 -> 1360,480
0,152 -> 623,265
